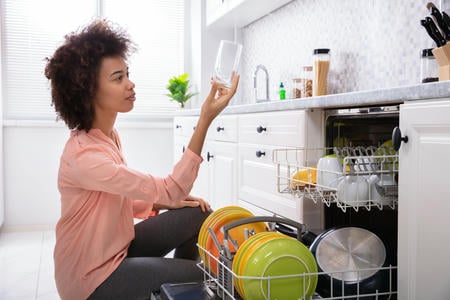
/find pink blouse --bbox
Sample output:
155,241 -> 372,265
53,129 -> 202,300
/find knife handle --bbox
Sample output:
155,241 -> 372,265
442,12 -> 450,39
421,19 -> 443,46
426,17 -> 447,47
431,6 -> 450,39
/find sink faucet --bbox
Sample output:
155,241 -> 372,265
253,64 -> 269,102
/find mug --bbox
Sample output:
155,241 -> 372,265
368,174 -> 394,206
317,154 -> 342,189
213,40 -> 243,88
337,175 -> 369,207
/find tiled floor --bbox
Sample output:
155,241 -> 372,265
0,230 -> 59,300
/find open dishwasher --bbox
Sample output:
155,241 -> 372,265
187,105 -> 400,300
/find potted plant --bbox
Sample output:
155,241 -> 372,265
166,73 -> 197,108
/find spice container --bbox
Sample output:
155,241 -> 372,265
421,48 -> 438,83
301,66 -> 313,98
313,48 -> 330,96
292,78 -> 302,98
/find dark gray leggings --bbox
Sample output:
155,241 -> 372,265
88,206 -> 211,300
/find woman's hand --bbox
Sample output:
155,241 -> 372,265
153,195 -> 211,212
187,73 -> 240,156
200,73 -> 240,124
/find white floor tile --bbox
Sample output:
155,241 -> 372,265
0,230 -> 59,300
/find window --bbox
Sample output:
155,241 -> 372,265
1,0 -> 184,122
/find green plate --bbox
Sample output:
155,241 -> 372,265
242,236 -> 318,300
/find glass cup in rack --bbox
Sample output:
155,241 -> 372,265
213,40 -> 243,88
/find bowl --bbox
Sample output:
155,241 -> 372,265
290,167 -> 317,190
240,235 -> 318,300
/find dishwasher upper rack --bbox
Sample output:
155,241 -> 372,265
272,146 -> 399,212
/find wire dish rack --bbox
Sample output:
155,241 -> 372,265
272,146 -> 399,212
197,220 -> 398,299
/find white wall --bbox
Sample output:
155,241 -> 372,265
2,120 -> 173,230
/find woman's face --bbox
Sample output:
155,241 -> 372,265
94,56 -> 136,116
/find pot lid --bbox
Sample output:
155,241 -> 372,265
315,227 -> 386,282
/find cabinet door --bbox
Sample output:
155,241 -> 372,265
191,143 -> 212,204
209,141 -> 238,209
398,100 -> 450,300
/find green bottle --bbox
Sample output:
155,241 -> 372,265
279,82 -> 286,100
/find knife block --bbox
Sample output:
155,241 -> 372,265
432,43 -> 450,81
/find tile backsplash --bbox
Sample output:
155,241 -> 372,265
236,0 -> 437,104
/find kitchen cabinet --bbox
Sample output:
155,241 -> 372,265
397,99 -> 450,300
173,115 -> 238,209
173,109 -> 323,226
238,110 -> 323,229
206,0 -> 293,29
173,116 -> 210,201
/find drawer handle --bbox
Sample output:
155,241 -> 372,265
176,124 -> 182,129
256,126 -> 267,133
256,150 -> 266,158
216,126 -> 224,132
207,152 -> 214,162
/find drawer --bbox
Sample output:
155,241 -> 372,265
238,111 -> 306,147
209,115 -> 238,142
173,116 -> 198,137
238,143 -> 300,220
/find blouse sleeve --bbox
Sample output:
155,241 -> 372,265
65,145 -> 203,207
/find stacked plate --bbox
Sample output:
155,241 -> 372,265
232,231 -> 318,300
197,206 -> 267,275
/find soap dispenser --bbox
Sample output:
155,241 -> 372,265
279,82 -> 286,100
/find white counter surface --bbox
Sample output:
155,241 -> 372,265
176,81 -> 450,116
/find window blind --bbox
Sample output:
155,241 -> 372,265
1,0 -> 183,121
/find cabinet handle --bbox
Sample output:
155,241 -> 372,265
256,150 -> 266,158
392,127 -> 408,151
176,124 -> 182,129
256,126 -> 267,133
193,126 -> 196,130
182,146 -> 185,153
216,126 -> 224,132
207,152 -> 214,162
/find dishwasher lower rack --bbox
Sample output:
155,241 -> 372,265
197,244 -> 397,300
272,147 -> 399,212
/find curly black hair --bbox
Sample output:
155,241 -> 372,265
45,19 -> 135,131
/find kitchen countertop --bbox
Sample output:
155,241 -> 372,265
176,81 -> 450,116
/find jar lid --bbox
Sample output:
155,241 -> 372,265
314,48 -> 330,54
421,48 -> 434,58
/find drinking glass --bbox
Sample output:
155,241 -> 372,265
213,40 -> 243,88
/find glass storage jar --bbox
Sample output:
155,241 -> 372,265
313,48 -> 330,96
420,48 -> 438,83
301,66 -> 313,98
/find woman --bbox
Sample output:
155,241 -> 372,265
44,19 -> 239,300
